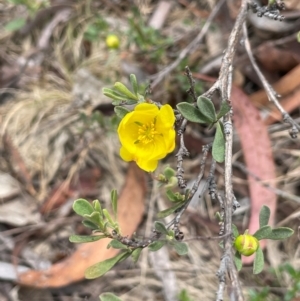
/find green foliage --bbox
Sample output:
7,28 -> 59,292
172,241 -> 188,256
114,106 -> 130,119
265,227 -> 294,240
196,96 -> 217,123
248,287 -> 271,301
279,263 -> 300,301
148,240 -> 166,251
253,246 -> 264,274
126,12 -> 173,62
85,251 -> 131,279
157,203 -> 183,218
178,289 -> 194,301
69,234 -> 105,243
7,0 -> 49,15
259,205 -> 270,228
111,189 -> 118,218
107,240 -> 128,250
177,102 -> 212,124
234,251 -> 242,271
84,16 -> 109,41
232,224 -> 239,238
131,248 -> 143,263
217,101 -> 231,119
166,190 -> 185,203
253,225 -> 272,240
212,122 -> 225,163
103,74 -> 145,106
99,293 -> 122,301
73,199 -> 94,216
5,18 -> 26,31
177,98 -> 226,163
154,221 -> 169,235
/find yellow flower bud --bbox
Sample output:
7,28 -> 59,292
106,34 -> 120,49
234,233 -> 259,256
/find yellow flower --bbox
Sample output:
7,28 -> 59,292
117,103 -> 176,172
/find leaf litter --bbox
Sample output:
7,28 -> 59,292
0,1 -> 299,300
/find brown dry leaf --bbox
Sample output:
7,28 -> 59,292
18,163 -> 146,288
232,86 -> 277,264
40,167 -> 101,214
255,43 -> 298,73
264,88 -> 300,125
250,64 -> 300,107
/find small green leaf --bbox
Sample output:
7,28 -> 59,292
93,200 -> 102,213
259,205 -> 271,228
69,234 -> 105,243
73,199 -> 94,216
157,203 -> 183,218
82,220 -> 98,229
130,74 -> 138,95
165,190 -> 183,203
177,102 -> 211,124
232,224 -> 239,238
173,241 -> 188,255
114,106 -> 130,119
85,251 -> 131,279
148,240 -> 166,251
111,190 -> 118,218
102,88 -> 127,101
212,122 -> 225,163
253,225 -> 272,240
196,96 -> 217,123
103,209 -> 115,225
265,227 -> 294,240
234,251 -> 242,271
83,211 -> 103,226
107,239 -> 128,250
5,18 -> 26,31
114,82 -> 138,100
154,221 -> 169,235
100,292 -> 122,301
163,166 -> 176,180
298,31 -> 300,43
217,101 -> 231,119
253,246 -> 264,274
131,248 -> 143,263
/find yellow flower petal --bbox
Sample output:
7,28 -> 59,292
136,158 -> 158,172
120,146 -> 134,162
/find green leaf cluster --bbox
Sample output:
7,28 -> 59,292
103,74 -> 145,107
233,205 -> 294,274
157,166 -> 178,188
70,191 -> 120,244
177,97 -> 230,163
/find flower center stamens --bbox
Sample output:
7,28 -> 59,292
136,121 -> 158,145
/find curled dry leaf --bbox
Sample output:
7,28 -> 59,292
250,64 -> 300,107
18,163 -> 146,287
231,86 -> 277,264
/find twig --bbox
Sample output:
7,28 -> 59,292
149,0 -> 226,88
205,0 -> 251,299
233,161 -> 300,204
243,23 -> 300,138
169,144 -> 212,233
